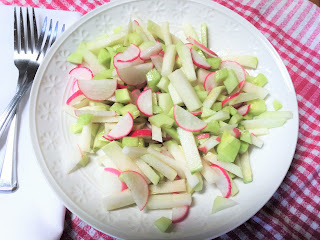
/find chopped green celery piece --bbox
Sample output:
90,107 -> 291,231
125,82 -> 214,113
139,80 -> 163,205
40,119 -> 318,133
147,69 -> 161,91
148,114 -> 174,128
161,44 -> 166,51
152,92 -> 158,106
243,113 -> 253,120
67,52 -> 83,64
154,217 -> 172,233
200,23 -> 208,47
229,113 -> 243,124
222,106 -> 237,115
156,77 -> 170,93
219,121 -> 228,127
217,95 -> 227,101
214,68 -> 229,83
89,101 -> 110,110
246,73 -> 268,87
248,99 -> 266,116
77,42 -> 87,52
113,26 -> 123,34
212,102 -> 222,111
77,114 -> 93,125
194,85 -> 205,92
139,41 -> 155,50
98,48 -> 111,66
113,44 -> 126,53
110,103 -> 124,115
240,131 -> 252,144
175,56 -> 182,68
167,106 -> 174,119
106,47 -> 117,69
70,123 -> 83,133
91,123 -> 100,138
239,142 -> 249,154
224,69 -> 239,94
238,125 -> 245,131
162,128 -> 180,143
137,138 -> 145,147
201,107 -> 215,118
120,104 -> 140,119
129,32 -> 143,46
212,196 -> 237,214
93,124 -> 109,152
78,154 -> 90,167
207,57 -> 221,70
187,183 -> 195,195
193,172 -> 203,192
158,93 -> 174,114
273,99 -> 283,111
115,89 -> 131,104
92,69 -> 113,80
122,137 -> 139,147
217,131 -> 240,162
196,91 -> 208,102
153,104 -> 163,114
201,120 -> 220,135
230,177 -> 239,196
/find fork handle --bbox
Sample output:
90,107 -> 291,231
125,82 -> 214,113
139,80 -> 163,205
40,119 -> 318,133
0,80 -> 32,140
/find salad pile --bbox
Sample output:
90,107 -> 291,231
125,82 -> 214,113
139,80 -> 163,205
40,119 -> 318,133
64,18 -> 292,232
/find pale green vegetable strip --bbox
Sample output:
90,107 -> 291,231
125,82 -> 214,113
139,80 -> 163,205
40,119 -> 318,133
161,44 -> 176,77
239,151 -> 252,183
161,22 -> 172,45
201,23 -> 208,47
183,23 -> 200,42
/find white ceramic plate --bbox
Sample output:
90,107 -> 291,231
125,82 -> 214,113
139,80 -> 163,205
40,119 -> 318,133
29,0 -> 299,239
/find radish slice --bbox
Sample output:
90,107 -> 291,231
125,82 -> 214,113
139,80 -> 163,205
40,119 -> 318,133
130,129 -> 152,139
117,62 -> 153,86
220,61 -> 246,83
119,170 -> 149,211
113,52 -> 144,69
196,133 -> 210,140
78,79 -> 117,101
197,68 -> 211,84
66,90 -> 86,106
104,168 -> 128,191
172,205 -> 189,223
238,80 -> 245,92
237,104 -> 251,116
173,105 -> 207,132
69,66 -> 93,80
186,36 -> 218,57
222,92 -> 240,106
140,42 -> 163,60
117,84 -> 127,89
198,136 -> 220,153
204,72 -> 217,92
107,113 -> 134,139
191,111 -> 202,116
117,44 -> 141,62
130,89 -> 141,105
185,43 -> 193,48
150,54 -> 163,72
210,164 -> 232,198
137,88 -> 153,117
190,48 -> 211,69
71,79 -> 79,94
232,128 -> 241,138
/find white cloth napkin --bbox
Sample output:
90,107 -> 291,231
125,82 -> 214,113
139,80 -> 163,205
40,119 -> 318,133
0,6 -> 81,240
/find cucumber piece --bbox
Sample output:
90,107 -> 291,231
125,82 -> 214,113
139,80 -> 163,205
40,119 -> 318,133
122,137 -> 139,147
78,154 -> 90,167
240,151 -> 252,183
78,43 -> 106,75
183,23 -> 200,42
93,124 -> 110,152
239,142 -> 249,154
67,52 -> 83,64
154,217 -> 172,233
207,57 -> 221,70
203,86 -> 225,109
147,20 -> 164,40
138,138 -> 145,147
217,131 -> 240,163
212,102 -> 222,111
246,73 -> 268,87
194,85 -> 205,92
120,104 -> 140,119
98,48 -> 111,66
224,69 -> 239,94
136,159 -> 160,185
115,89 -> 131,104
214,68 -> 228,83
240,131 -> 252,144
153,104 -> 163,114
273,99 -> 282,111
229,113 -> 243,124
77,114 -> 93,125
148,114 -> 174,128
110,103 -> 124,115
193,172 -> 203,192
158,93 -> 174,114
212,196 -> 237,214
247,99 -> 266,116
147,68 -> 161,91
196,91 -> 208,102
201,107 -> 215,119
89,101 -> 110,110
156,77 -> 170,93
201,120 -> 220,135
70,123 -> 83,134
217,95 -> 227,101
86,32 -> 126,52
243,113 -> 253,120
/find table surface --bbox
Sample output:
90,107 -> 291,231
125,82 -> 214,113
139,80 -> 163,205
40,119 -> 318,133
0,0 -> 319,240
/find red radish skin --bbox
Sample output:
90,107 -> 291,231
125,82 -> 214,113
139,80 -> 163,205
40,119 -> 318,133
233,128 -> 241,138
66,90 -> 85,105
216,136 -> 221,142
238,80 -> 245,92
204,72 -> 217,92
172,205 -> 189,223
117,44 -> 141,62
69,66 -> 93,80
136,89 -> 153,117
158,50 -> 165,56
220,61 -> 246,83
117,84 -> 128,89
222,92 -> 240,106
77,144 -> 83,158
140,42 -> 162,61
237,104 -> 251,116
104,168 -> 128,191
210,164 -> 231,198
186,36 -> 219,57
197,133 -> 210,139
198,146 -> 207,153
130,129 -> 152,139
191,111 -> 202,116
77,79 -> 117,101
107,113 -> 134,140
103,135 -> 114,141
120,170 -> 149,211
71,79 -> 79,93
232,102 -> 244,109
185,43 -> 193,48
130,89 -> 141,105
190,48 -> 211,69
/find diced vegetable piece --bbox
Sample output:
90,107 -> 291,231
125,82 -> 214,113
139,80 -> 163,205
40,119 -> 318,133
246,73 -> 268,87
98,48 -> 111,66
273,99 -> 283,111
115,89 -> 132,104
67,52 -> 83,64
120,104 -> 140,119
147,68 -> 161,91
242,82 -> 269,99
110,103 -> 124,115
214,68 -> 228,83
207,57 -> 221,70
217,131 -> 240,163
154,217 -> 172,233
212,196 -> 237,214
256,111 -> 293,120
77,43 -> 106,75
122,137 -> 139,147
148,114 -> 174,128
223,69 -> 239,94
203,86 -> 225,109
202,120 -> 220,135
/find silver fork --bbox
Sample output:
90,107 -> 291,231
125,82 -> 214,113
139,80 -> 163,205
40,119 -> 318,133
0,8 -> 65,192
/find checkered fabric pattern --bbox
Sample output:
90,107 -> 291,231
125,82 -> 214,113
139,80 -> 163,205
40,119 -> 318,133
1,0 -> 319,239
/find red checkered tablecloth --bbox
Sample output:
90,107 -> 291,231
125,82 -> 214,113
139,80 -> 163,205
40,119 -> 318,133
2,0 -> 319,239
